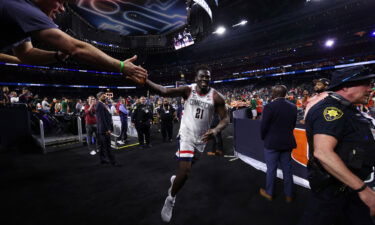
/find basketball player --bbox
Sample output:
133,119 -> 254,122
145,65 -> 229,223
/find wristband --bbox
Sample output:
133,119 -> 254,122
354,184 -> 367,193
120,61 -> 125,73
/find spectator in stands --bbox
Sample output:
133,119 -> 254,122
0,87 -> 4,104
118,98 -> 128,145
84,96 -> 97,156
42,97 -> 50,113
260,85 -> 297,203
250,95 -> 257,119
0,0 -> 147,85
54,100 -> 62,114
18,87 -> 30,104
61,97 -> 68,114
256,96 -> 263,118
110,101 -> 117,116
10,91 -> 18,103
75,99 -> 83,114
67,98 -> 75,113
32,94 -> 41,106
50,98 -> 57,114
115,98 -> 122,115
1,86 -> 10,104
303,78 -> 330,119
96,92 -> 121,166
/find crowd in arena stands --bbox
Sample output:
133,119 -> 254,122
151,53 -> 375,83
1,80 -> 374,127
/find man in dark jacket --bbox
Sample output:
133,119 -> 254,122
157,98 -> 176,142
96,92 -> 120,166
260,85 -> 297,202
131,96 -> 153,148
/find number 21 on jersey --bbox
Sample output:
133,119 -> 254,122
195,108 -> 204,119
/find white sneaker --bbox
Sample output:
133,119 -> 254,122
161,195 -> 175,223
90,150 -> 96,155
117,140 -> 124,145
168,175 -> 176,196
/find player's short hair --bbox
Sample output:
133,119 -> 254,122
195,65 -> 211,76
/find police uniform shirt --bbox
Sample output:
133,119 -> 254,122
158,105 -> 175,122
306,94 -> 375,178
132,104 -> 153,124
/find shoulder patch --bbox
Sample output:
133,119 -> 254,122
323,107 -> 344,121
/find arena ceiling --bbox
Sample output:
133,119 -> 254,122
69,0 -> 307,37
214,0 -> 305,26
70,0 -> 189,36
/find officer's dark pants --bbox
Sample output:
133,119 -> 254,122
298,185 -> 374,225
136,123 -> 150,146
98,133 -> 116,164
119,118 -> 127,141
161,121 -> 173,141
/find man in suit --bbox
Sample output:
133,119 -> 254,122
96,92 -> 121,167
260,85 -> 297,202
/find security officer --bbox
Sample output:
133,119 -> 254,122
157,98 -> 176,142
131,96 -> 153,148
299,66 -> 375,225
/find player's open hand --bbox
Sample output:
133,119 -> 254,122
123,55 -> 148,84
201,129 -> 217,143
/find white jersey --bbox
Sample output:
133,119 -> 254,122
179,84 -> 216,144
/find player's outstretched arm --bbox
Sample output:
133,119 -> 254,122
146,79 -> 190,99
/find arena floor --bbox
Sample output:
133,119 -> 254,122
1,125 -> 310,225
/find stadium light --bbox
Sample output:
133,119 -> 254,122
371,31 -> 375,37
213,26 -> 226,35
232,20 -> 248,27
325,39 -> 335,48
240,20 -> 248,25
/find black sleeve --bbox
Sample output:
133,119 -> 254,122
131,107 -> 137,123
103,110 -> 112,133
309,106 -> 346,140
260,104 -> 272,140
